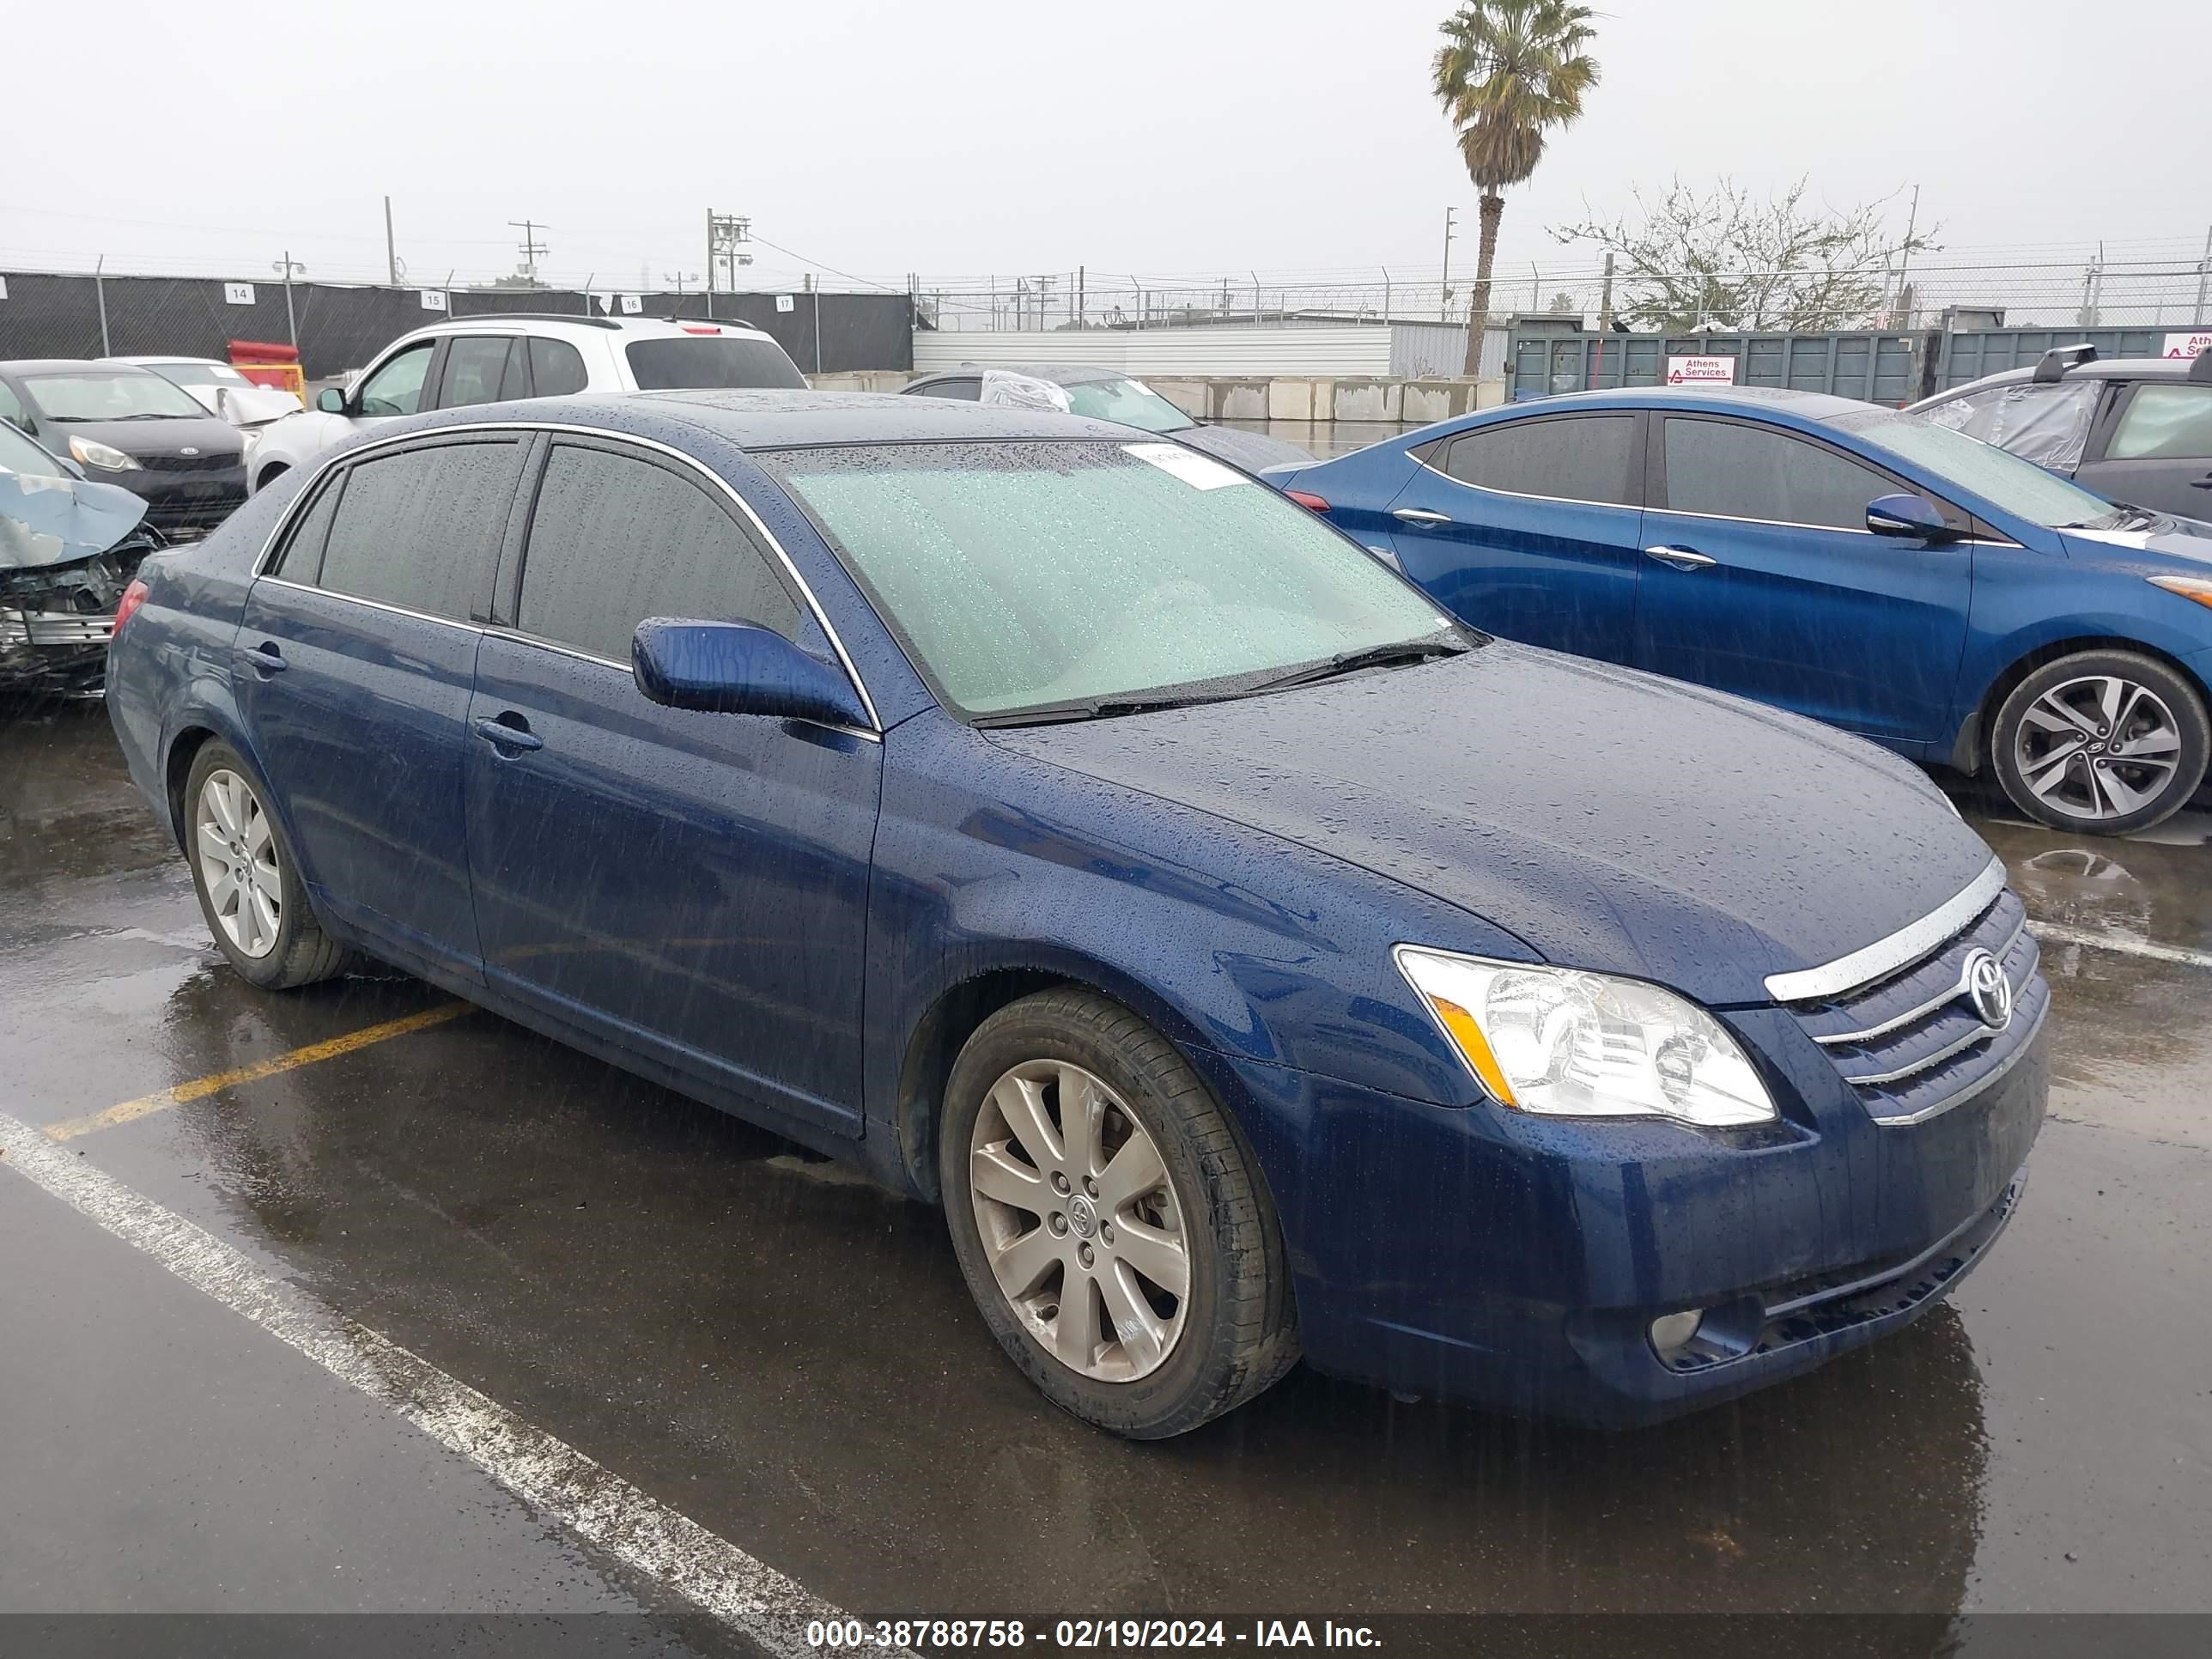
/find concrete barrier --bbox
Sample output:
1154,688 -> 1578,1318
807,369 -> 1510,424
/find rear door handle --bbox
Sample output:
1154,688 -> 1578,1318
243,641 -> 287,674
1392,508 -> 1453,526
472,714 -> 544,754
1644,544 -> 1719,570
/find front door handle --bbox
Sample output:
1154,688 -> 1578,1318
1644,544 -> 1719,570
1392,507 -> 1454,526
2189,476 -> 2212,489
472,714 -> 544,754
243,641 -> 287,675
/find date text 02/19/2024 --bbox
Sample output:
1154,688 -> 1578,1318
804,1619 -> 1382,1650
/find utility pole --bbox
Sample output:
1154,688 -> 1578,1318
705,213 -> 753,315
272,252 -> 307,347
1440,205 -> 1457,321
1077,264 -> 1085,330
384,196 -> 398,286
2194,223 -> 2211,324
508,220 -> 549,287
1893,184 -> 1921,329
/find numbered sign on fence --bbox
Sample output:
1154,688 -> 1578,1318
420,290 -> 449,312
224,283 -> 256,306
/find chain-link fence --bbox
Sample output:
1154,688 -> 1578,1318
0,270 -> 915,378
915,256 -> 2212,335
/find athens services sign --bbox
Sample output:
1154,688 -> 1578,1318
1666,354 -> 1737,385
2162,331 -> 2210,361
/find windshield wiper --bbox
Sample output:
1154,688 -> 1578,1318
971,690 -> 1249,729
1249,636 -> 1470,693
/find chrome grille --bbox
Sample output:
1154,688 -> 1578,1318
1781,883 -> 2048,1127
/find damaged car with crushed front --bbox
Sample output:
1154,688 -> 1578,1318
105,393 -> 2048,1436
2,418 -> 160,698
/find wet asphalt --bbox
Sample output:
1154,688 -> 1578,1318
2,623 -> 2209,1641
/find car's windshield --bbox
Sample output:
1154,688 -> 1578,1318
624,337 -> 807,391
146,361 -> 248,391
22,371 -> 208,422
763,439 -> 1460,718
1833,408 -> 2121,529
0,418 -> 69,478
1060,377 -> 1195,434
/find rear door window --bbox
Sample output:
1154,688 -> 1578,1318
527,337 -> 589,398
437,337 -> 516,410
316,440 -> 521,621
1437,415 -> 1639,507
2106,384 -> 2212,461
623,336 -> 807,391
1661,417 -> 1895,531
514,441 -> 802,661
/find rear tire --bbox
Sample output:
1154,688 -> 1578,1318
183,741 -> 356,988
1990,650 -> 2208,835
939,989 -> 1298,1439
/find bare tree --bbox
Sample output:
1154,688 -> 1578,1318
1549,178 -> 1940,332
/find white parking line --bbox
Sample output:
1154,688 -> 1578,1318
0,1109 -> 910,1657
2028,921 -> 2212,973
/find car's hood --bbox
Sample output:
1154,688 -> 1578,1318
1171,422 -> 1316,471
0,470 -> 149,570
2062,514 -> 2212,567
52,416 -> 243,459
990,642 -> 1995,1006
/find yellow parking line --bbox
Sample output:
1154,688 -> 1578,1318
42,1002 -> 472,1144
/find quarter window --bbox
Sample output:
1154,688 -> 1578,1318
268,476 -> 343,580
528,337 -> 589,398
438,337 -> 516,409
910,379 -> 982,401
514,443 -> 802,661
1438,416 -> 1638,507
1662,418 -> 1895,531
353,343 -> 436,417
316,441 -> 520,621
2106,384 -> 2212,462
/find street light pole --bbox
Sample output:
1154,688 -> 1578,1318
1440,205 -> 1457,321
272,252 -> 307,347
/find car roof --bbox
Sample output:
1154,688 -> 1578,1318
911,363 -> 1127,387
1488,385 -> 1873,421
106,355 -> 228,368
0,358 -> 168,375
403,313 -> 776,341
1928,357 -> 2189,397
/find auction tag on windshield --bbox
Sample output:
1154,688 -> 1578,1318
1122,442 -> 1245,490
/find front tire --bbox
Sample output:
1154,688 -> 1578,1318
1990,650 -> 2209,834
939,989 -> 1298,1439
184,741 -> 356,988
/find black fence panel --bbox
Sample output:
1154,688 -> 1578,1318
0,272 -> 914,377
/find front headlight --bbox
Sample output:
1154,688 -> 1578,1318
69,436 -> 140,471
1394,946 -> 1777,1127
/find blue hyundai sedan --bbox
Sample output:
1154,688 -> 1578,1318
106,392 -> 2045,1436
1267,386 -> 2212,835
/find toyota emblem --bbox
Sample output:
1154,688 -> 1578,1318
1960,949 -> 2012,1031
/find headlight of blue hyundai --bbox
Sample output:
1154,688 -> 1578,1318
1394,946 -> 1778,1127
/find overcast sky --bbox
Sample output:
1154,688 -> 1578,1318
6,0 -> 2205,295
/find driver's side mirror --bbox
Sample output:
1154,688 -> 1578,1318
632,618 -> 872,731
1866,492 -> 1957,543
316,386 -> 346,414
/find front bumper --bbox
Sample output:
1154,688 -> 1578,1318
1195,1008 -> 2047,1429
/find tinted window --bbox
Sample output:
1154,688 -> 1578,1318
528,337 -> 588,398
269,476 -> 343,580
354,343 -> 436,416
1662,418 -> 1894,530
910,379 -> 981,401
1440,416 -> 1638,506
438,337 -> 514,409
2107,384 -> 2212,462
623,337 -> 806,391
317,441 -> 518,620
515,443 -> 802,660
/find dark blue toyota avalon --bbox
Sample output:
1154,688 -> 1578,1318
105,392 -> 2047,1437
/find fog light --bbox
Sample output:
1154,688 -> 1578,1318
1649,1310 -> 1705,1356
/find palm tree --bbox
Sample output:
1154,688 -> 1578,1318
1432,0 -> 1601,373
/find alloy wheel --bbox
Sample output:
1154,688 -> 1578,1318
967,1059 -> 1191,1382
2010,673 -> 2184,823
195,769 -> 282,958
